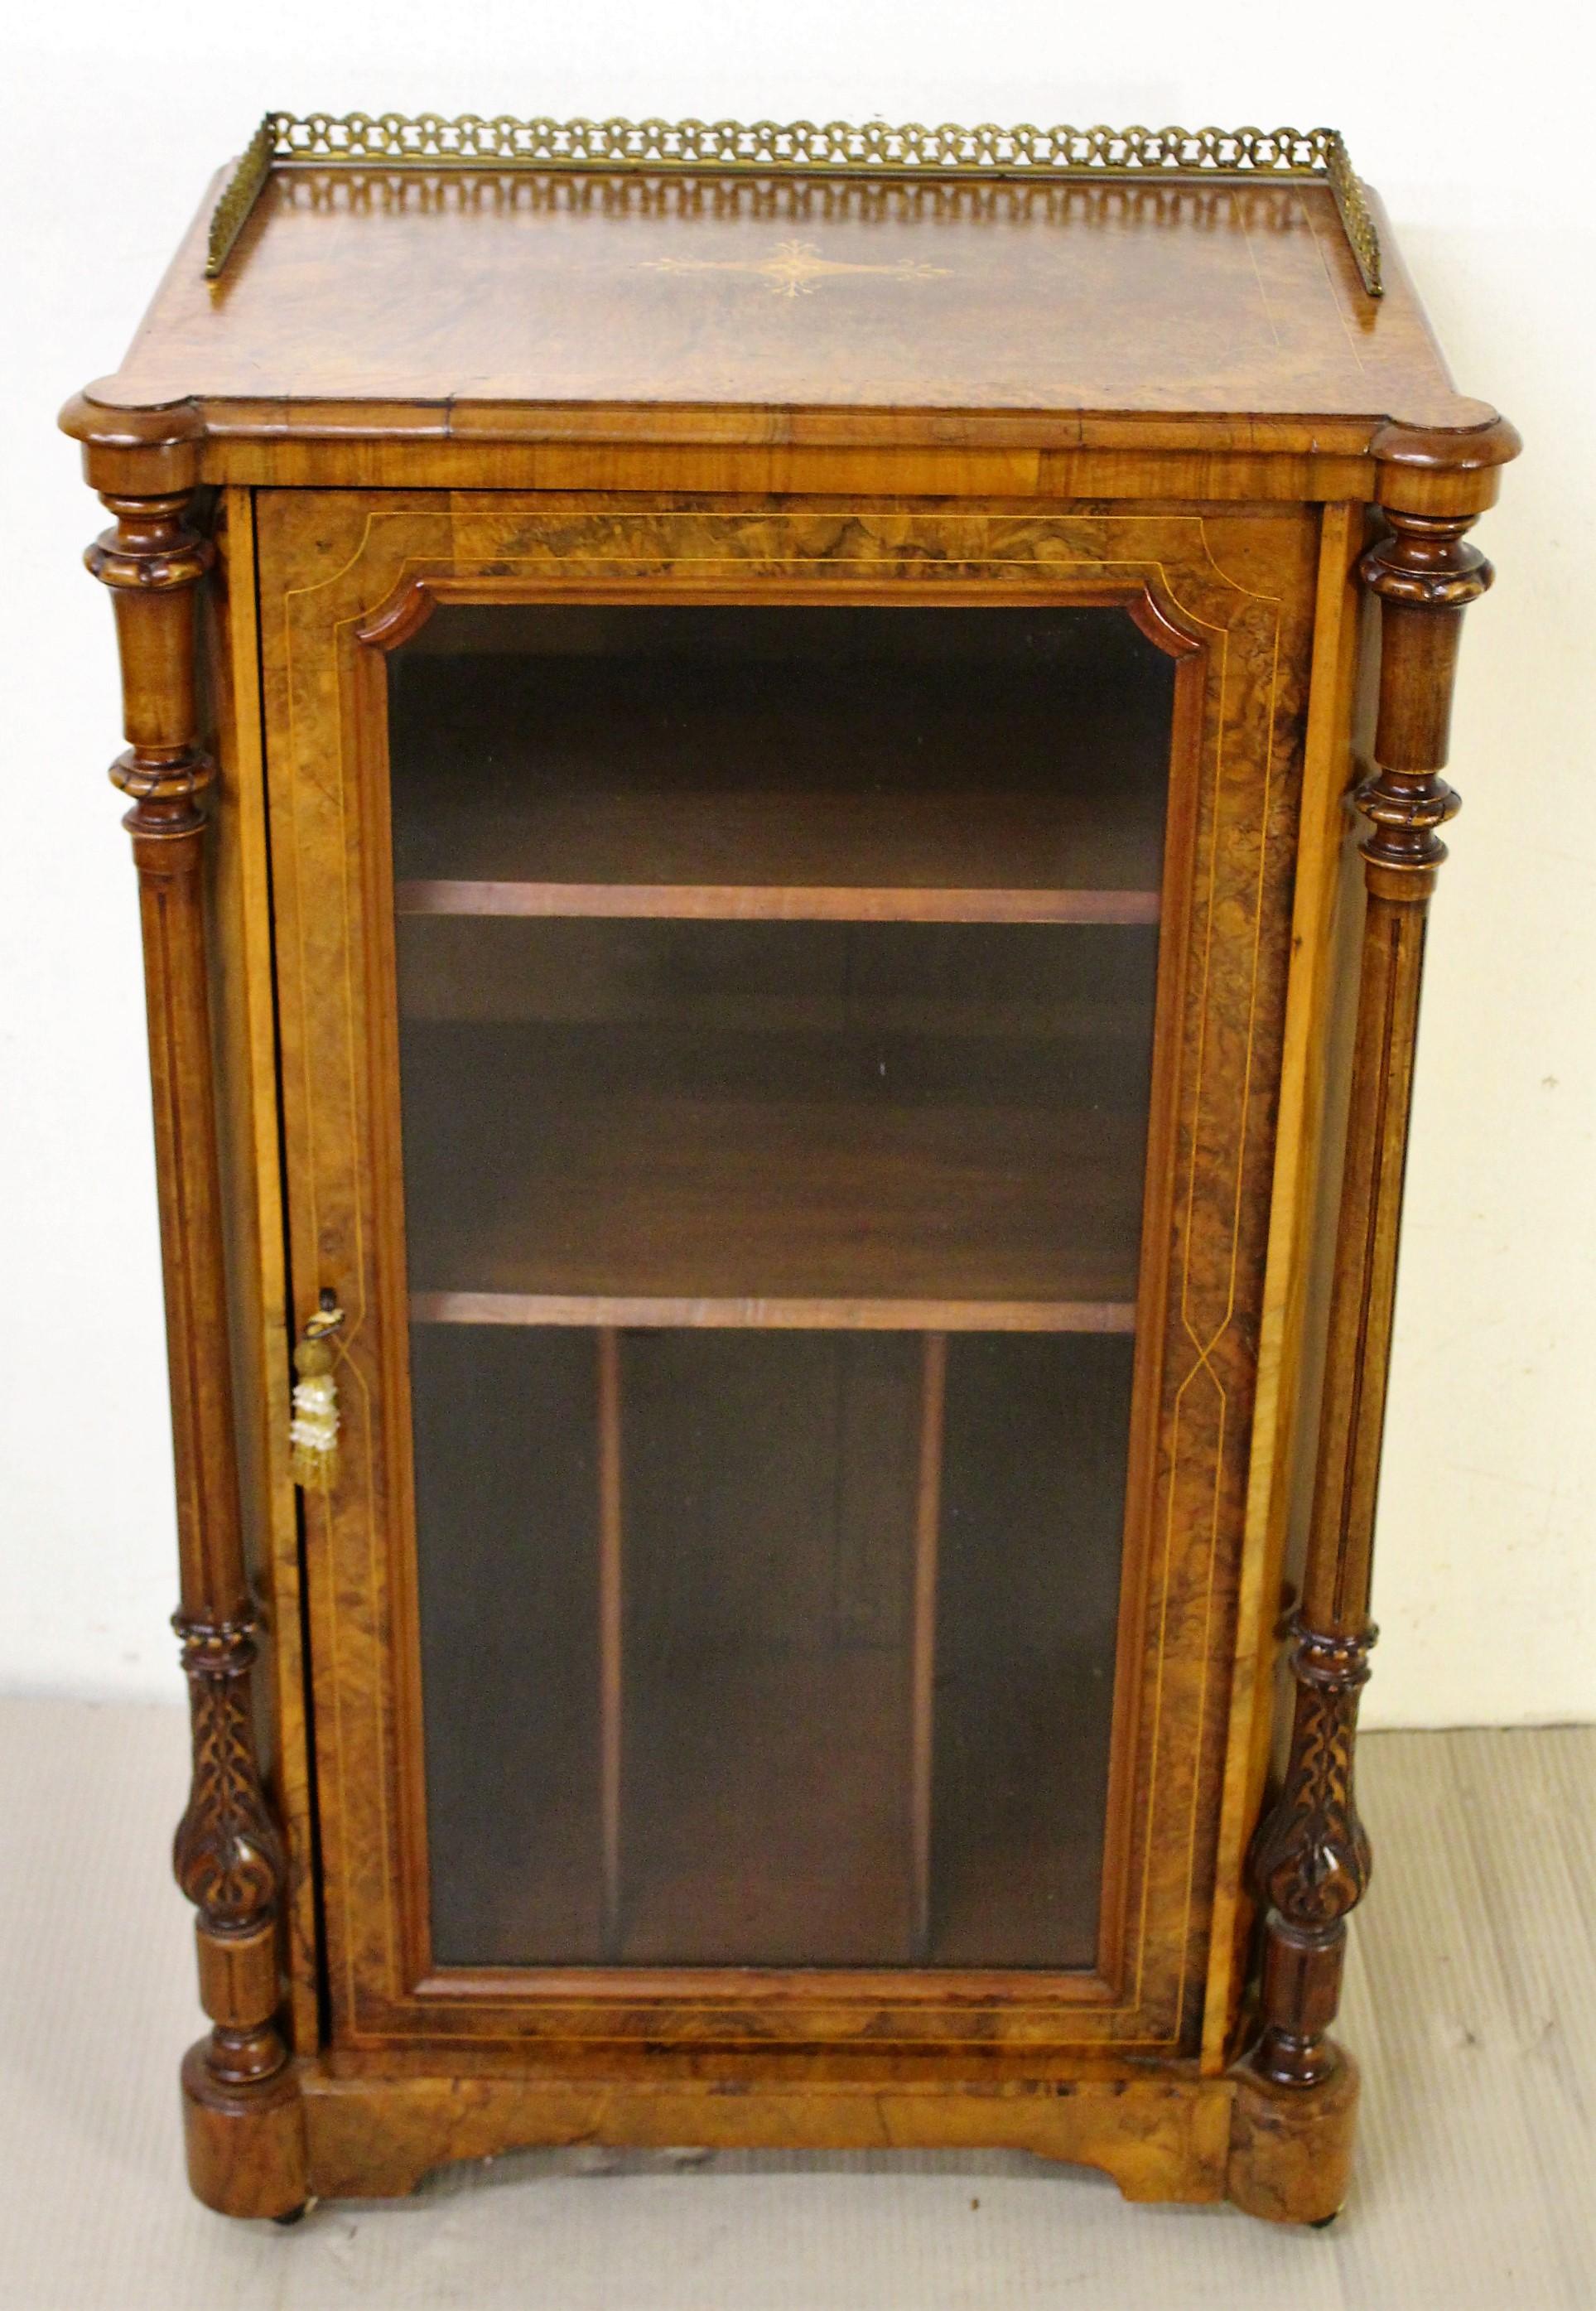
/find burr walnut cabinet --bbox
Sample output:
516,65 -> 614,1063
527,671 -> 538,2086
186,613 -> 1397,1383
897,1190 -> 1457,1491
62,114 -> 1516,2227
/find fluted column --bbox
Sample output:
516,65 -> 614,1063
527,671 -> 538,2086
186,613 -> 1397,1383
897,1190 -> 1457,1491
1229,505 -> 1492,2221
86,489 -> 306,2217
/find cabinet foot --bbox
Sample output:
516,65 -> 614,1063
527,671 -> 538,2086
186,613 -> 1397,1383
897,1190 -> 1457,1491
1226,2045 -> 1359,2226
181,2044 -> 308,2221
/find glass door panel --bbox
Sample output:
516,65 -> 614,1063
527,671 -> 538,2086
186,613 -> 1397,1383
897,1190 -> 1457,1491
389,600 -> 1174,1972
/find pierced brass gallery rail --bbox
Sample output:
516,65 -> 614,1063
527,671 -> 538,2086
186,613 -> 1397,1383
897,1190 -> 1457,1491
205,112 -> 1383,296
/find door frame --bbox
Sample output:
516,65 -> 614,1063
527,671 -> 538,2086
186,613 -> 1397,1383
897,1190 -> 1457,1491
258,492 -> 1318,2057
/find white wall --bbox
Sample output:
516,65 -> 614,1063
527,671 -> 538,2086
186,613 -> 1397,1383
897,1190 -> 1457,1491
4,2 -> 1593,1724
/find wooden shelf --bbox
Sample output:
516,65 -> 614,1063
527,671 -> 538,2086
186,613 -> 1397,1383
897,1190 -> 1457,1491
396,879 -> 1159,925
400,1020 -> 1150,1326
411,1291 -> 1132,1332
388,645 -> 1169,918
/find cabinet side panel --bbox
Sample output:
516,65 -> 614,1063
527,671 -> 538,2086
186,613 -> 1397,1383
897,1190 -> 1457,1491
1200,504 -> 1367,2068
204,486 -> 319,2053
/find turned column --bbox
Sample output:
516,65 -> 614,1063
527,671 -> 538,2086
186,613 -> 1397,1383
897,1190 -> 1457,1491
84,484 -> 306,2216
1228,498 -> 1494,2227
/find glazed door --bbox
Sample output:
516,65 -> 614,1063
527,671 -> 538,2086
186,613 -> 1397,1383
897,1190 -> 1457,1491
260,495 -> 1318,2057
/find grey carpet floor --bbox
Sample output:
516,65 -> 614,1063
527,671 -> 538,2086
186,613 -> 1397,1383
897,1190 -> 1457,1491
1,1700 -> 1590,2309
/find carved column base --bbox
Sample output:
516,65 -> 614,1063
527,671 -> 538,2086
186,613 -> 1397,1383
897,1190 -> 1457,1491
181,2043 -> 307,2220
1227,2046 -> 1360,2226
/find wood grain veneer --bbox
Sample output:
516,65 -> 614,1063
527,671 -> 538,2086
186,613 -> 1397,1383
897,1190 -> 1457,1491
64,136 -> 1516,2229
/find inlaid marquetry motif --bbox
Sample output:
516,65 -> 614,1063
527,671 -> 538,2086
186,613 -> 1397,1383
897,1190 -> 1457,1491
643,239 -> 952,297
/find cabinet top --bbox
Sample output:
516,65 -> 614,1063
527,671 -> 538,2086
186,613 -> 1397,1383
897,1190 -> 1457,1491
65,118 -> 1516,485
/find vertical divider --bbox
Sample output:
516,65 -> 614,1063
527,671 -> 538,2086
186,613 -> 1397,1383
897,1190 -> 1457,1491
597,1326 -> 624,1961
909,1331 -> 949,1961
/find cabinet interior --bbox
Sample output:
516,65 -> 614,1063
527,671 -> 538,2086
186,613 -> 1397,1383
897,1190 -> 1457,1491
388,596 -> 1173,1975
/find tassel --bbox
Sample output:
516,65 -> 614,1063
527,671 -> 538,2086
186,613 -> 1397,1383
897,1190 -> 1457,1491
290,1294 -> 345,1488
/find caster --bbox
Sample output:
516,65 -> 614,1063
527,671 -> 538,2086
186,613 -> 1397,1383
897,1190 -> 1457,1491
271,2202 -> 311,2227
1309,2210 -> 1341,2230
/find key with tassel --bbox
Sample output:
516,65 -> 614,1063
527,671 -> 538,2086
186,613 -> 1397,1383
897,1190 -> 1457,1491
289,1291 -> 345,1488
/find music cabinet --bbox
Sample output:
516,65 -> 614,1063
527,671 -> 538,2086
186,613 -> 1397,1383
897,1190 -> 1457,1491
62,113 -> 1516,2227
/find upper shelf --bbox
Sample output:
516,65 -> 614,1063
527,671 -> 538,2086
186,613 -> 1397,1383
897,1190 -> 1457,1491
387,609 -> 1174,923
69,110 -> 1510,446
